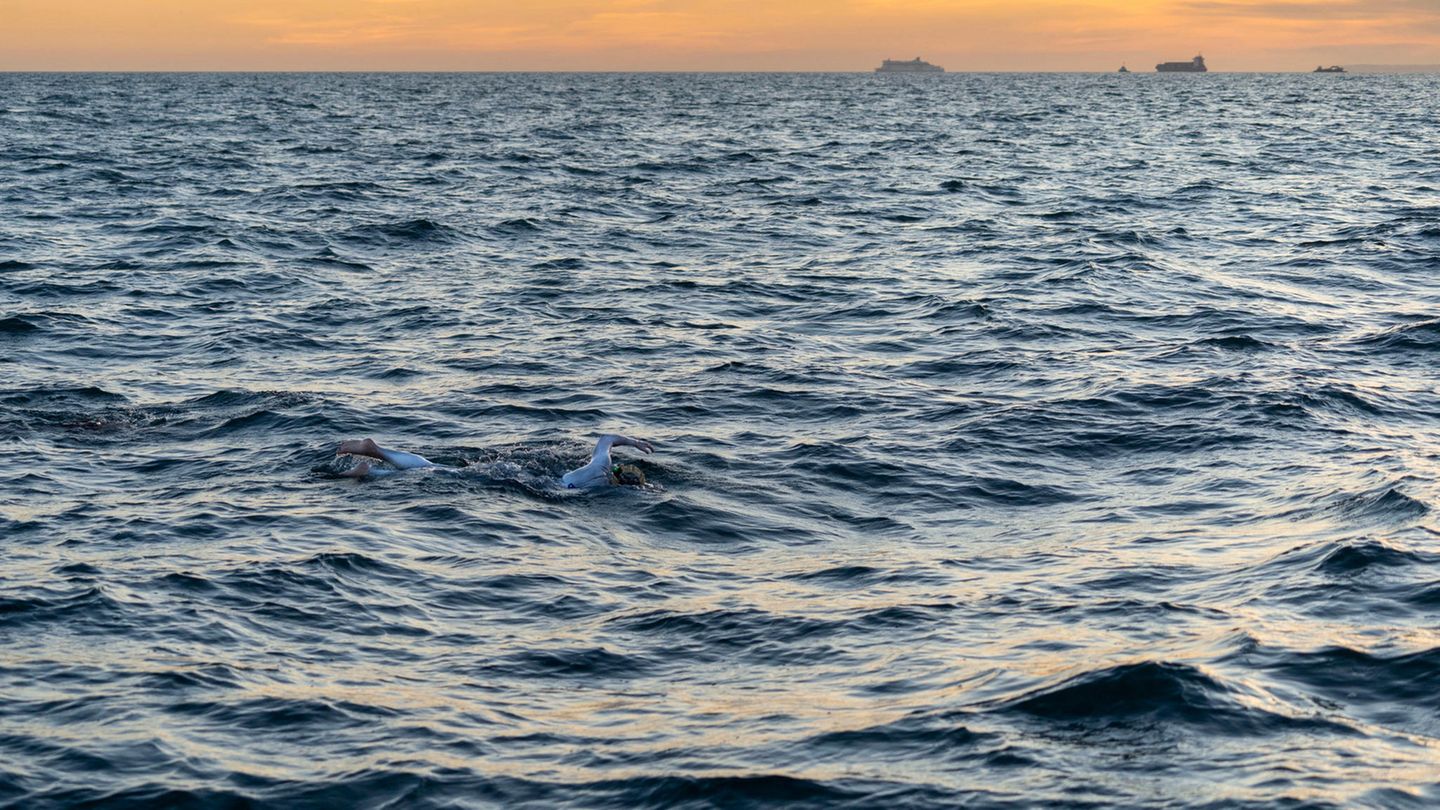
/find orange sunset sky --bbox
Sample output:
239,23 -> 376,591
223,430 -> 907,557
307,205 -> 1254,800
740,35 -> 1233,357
5,0 -> 1438,72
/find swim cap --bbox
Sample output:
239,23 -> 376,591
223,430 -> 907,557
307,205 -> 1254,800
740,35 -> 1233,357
611,464 -> 646,486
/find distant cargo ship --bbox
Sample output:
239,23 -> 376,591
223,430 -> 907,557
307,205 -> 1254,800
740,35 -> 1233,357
876,57 -> 944,74
1314,65 -> 1346,73
1157,55 -> 1207,73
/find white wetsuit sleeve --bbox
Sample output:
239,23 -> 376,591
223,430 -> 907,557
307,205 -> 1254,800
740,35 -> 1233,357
375,447 -> 435,470
561,435 -> 615,488
588,435 -> 617,467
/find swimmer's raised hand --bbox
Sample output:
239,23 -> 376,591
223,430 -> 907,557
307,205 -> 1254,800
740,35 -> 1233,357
607,434 -> 654,454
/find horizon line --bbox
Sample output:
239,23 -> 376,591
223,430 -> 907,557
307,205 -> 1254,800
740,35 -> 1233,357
0,67 -> 1420,75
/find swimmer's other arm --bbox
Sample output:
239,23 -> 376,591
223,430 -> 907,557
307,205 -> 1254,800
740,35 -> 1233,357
603,434 -> 655,455
561,433 -> 654,488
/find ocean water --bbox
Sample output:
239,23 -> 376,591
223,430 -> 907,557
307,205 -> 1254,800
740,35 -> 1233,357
2,71 -> 1439,808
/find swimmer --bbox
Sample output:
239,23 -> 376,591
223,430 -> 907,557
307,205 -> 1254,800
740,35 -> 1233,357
335,433 -> 654,487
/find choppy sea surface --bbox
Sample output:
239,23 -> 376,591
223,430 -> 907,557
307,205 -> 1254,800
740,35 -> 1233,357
2,72 -> 1439,808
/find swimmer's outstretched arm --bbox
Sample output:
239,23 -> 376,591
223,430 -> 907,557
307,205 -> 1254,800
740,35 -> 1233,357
337,438 -> 435,470
562,433 -> 655,488
603,434 -> 655,455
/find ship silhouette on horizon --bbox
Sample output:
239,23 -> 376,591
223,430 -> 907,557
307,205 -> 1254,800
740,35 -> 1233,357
876,57 -> 944,73
1157,55 -> 1208,73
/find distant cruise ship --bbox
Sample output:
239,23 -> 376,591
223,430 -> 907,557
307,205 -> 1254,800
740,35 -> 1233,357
876,57 -> 944,74
1157,55 -> 1208,73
